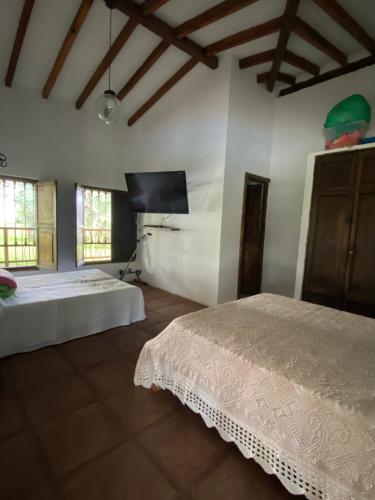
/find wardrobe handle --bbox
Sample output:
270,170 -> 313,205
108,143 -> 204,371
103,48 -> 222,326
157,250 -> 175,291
348,250 -> 355,255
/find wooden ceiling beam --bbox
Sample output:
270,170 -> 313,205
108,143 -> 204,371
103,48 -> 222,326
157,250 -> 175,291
111,0 -> 218,69
175,0 -> 259,39
267,0 -> 300,92
312,0 -> 375,54
75,18 -> 137,109
142,0 -> 170,15
128,58 -> 198,126
258,71 -> 296,86
5,0 -> 36,87
279,54 -> 375,96
73,0 -> 167,108
293,17 -> 347,65
239,49 -> 275,69
239,48 -> 319,75
205,16 -> 282,55
117,40 -> 170,100
42,0 -> 94,99
284,49 -> 320,75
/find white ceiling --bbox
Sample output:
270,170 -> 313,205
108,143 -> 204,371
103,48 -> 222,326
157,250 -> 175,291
1,0 -> 374,116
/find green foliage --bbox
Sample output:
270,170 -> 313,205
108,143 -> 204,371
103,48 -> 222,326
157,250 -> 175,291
0,179 -> 37,267
83,188 -> 112,262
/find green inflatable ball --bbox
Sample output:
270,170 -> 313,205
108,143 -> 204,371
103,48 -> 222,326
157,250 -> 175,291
324,94 -> 371,128
0,284 -> 16,299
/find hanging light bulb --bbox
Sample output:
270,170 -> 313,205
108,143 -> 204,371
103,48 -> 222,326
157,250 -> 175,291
95,90 -> 120,125
95,2 -> 120,125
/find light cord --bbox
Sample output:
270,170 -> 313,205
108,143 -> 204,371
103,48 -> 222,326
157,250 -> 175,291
108,6 -> 112,90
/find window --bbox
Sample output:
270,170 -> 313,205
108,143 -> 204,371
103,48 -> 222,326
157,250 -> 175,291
0,177 -> 37,268
76,184 -> 137,267
0,177 -> 57,271
82,187 -> 112,263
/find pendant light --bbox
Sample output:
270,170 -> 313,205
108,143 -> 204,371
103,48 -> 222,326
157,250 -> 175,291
95,1 -> 120,125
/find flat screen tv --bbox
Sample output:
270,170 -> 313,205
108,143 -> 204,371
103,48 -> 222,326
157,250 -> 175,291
125,171 -> 189,214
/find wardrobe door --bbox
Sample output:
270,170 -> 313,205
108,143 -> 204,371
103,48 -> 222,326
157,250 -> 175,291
345,149 -> 375,317
302,152 -> 357,308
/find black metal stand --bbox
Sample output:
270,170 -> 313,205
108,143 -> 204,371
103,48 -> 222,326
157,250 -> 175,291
119,232 -> 152,283
119,268 -> 144,283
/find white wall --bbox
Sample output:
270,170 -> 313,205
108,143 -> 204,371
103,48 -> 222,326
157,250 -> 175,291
0,58 -> 232,305
3,61 -> 374,305
263,65 -> 375,296
0,82 -> 132,277
217,59 -> 274,303
121,56 -> 232,306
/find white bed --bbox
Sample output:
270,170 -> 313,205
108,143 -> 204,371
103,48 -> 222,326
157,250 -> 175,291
0,269 -> 145,358
135,293 -> 375,500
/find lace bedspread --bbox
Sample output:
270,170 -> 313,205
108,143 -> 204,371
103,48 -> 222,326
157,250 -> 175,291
134,294 -> 375,500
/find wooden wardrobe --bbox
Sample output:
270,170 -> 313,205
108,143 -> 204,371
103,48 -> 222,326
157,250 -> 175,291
302,147 -> 375,318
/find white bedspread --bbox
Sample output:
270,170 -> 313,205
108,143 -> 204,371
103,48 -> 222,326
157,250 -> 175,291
0,269 -> 145,357
135,293 -> 375,500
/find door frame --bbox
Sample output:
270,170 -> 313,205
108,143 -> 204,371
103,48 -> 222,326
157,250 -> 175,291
237,172 -> 270,299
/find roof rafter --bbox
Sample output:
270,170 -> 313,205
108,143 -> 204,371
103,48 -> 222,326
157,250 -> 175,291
267,0 -> 300,92
205,16 -> 282,55
111,0 -> 218,68
128,58 -> 198,126
239,49 -> 319,76
5,0 -> 36,87
175,0 -> 259,39
239,49 -> 275,69
117,1 -> 259,101
293,17 -> 347,65
42,0 -> 94,99
284,49 -> 320,75
312,0 -> 375,54
258,71 -> 296,86
117,40 -> 170,100
279,54 -> 375,96
74,0 -> 173,109
75,18 -> 137,109
142,0 -> 170,15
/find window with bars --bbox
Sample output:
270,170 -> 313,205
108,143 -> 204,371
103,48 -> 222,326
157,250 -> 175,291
83,187 -> 112,263
0,176 -> 37,268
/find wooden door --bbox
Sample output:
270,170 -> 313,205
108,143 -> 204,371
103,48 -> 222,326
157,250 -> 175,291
238,173 -> 270,298
345,149 -> 375,317
302,152 -> 357,308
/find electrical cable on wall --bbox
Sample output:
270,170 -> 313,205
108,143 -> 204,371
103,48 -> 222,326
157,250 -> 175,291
0,152 -> 7,168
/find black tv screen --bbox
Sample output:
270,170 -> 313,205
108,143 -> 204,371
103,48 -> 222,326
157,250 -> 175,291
125,171 -> 189,214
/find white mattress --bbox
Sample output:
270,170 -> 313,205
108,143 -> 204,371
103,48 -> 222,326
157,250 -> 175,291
0,269 -> 145,357
135,293 -> 375,500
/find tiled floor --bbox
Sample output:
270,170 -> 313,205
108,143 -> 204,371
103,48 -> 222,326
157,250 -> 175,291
0,283 -> 301,500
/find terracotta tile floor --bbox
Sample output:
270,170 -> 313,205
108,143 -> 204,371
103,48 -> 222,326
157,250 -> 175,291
0,283 -> 301,500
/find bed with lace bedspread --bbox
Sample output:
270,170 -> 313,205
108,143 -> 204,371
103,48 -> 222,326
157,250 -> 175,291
134,293 -> 375,500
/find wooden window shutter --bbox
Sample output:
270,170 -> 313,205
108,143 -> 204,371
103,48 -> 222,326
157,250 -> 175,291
76,184 -> 85,267
36,181 -> 57,270
111,190 -> 137,263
